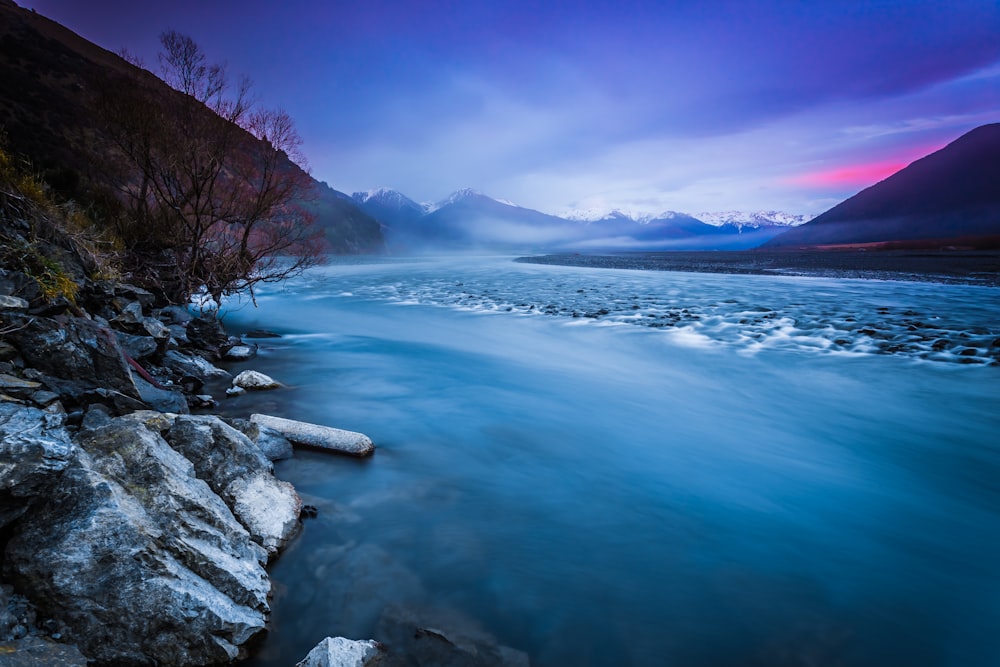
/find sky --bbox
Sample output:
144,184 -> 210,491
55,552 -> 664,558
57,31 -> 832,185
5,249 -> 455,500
30,0 -> 1000,217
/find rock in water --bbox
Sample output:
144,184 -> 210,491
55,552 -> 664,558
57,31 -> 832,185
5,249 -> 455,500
295,637 -> 384,667
250,414 -> 375,457
233,370 -> 281,390
3,414 -> 271,665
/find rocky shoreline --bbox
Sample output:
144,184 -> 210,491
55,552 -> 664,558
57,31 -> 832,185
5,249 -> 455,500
0,267 -> 390,665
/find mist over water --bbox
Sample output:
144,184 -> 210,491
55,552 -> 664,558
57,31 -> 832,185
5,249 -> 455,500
228,257 -> 1000,667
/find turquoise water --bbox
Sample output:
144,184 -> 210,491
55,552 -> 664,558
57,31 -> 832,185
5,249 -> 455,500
227,257 -> 1000,666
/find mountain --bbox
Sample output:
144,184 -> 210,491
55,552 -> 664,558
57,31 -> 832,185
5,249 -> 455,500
695,211 -> 811,230
355,187 -> 813,252
766,124 -> 1000,249
0,0 -> 384,254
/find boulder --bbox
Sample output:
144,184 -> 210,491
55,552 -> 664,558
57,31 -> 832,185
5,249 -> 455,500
250,414 -> 375,457
133,375 -> 190,414
3,414 -> 272,665
161,414 -> 302,557
223,344 -> 257,360
0,404 -> 74,528
233,370 -> 281,390
114,331 -> 158,360
296,637 -> 385,667
162,349 -> 231,383
186,316 -> 229,352
0,295 -> 29,309
0,636 -> 88,667
231,420 -> 295,461
3,315 -> 140,400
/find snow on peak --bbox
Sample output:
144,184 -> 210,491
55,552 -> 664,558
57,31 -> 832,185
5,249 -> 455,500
694,211 -> 811,228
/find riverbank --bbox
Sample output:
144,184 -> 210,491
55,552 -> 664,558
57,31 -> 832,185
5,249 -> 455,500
515,249 -> 1000,286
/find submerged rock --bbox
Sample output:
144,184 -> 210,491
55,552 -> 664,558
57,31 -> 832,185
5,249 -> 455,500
250,414 -> 375,457
233,370 -> 281,390
296,636 -> 385,667
377,604 -> 530,667
3,414 -> 271,665
223,344 -> 257,360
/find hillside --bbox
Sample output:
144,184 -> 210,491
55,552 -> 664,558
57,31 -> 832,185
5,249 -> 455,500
766,123 -> 1000,249
0,0 -> 383,254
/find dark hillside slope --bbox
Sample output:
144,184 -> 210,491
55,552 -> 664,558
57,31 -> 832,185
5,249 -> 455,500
766,123 -> 1000,248
0,0 -> 383,253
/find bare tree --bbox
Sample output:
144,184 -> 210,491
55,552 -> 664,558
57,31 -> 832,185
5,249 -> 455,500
99,30 -> 320,305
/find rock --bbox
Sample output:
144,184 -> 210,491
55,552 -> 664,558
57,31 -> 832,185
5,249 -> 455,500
0,404 -> 74,529
161,414 -> 302,557
3,315 -> 140,401
251,414 -> 375,457
3,414 -> 271,665
0,373 -> 41,399
79,403 -> 113,432
0,340 -> 18,361
114,330 -> 159,360
296,637 -> 385,667
0,295 -> 29,309
158,305 -> 194,325
113,283 -> 155,310
377,604 -> 530,667
0,636 -> 88,666
163,350 -> 231,382
30,390 -> 60,407
226,386 -> 247,397
246,329 -> 281,338
233,370 -> 281,390
133,374 -> 190,414
227,418 -> 295,461
0,271 -> 43,304
224,344 -> 257,360
114,302 -> 170,340
186,316 -> 229,352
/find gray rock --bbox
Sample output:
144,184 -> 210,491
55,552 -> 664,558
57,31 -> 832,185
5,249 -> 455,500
114,330 -> 159,360
3,316 -> 140,400
226,386 -> 247,397
163,350 -> 231,382
251,414 -> 375,457
30,390 -> 60,407
158,305 -> 194,325
0,636 -> 88,666
114,302 -> 171,340
113,283 -> 156,309
224,344 -> 257,360
0,373 -> 40,399
0,295 -> 29,309
296,637 -> 385,667
233,370 -> 281,390
227,419 -> 295,461
0,404 -> 74,529
161,414 -> 302,558
3,414 -> 271,665
133,374 -> 190,414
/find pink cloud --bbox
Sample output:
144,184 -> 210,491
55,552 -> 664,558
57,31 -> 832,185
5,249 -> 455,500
786,160 -> 907,188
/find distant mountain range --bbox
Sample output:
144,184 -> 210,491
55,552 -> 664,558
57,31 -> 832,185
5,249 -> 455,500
352,188 -> 809,252
766,123 -> 1000,249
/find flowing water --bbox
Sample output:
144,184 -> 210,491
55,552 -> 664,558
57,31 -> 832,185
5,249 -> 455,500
225,257 -> 1000,667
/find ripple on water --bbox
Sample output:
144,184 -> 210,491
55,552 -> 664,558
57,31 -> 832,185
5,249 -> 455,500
303,263 -> 999,366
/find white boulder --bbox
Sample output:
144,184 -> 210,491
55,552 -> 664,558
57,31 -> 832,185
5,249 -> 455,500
232,370 -> 280,390
295,637 -> 383,667
250,414 -> 375,457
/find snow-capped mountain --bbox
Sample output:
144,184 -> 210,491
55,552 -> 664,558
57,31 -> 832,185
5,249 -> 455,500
694,211 -> 811,230
352,187 -> 427,213
353,186 -> 815,251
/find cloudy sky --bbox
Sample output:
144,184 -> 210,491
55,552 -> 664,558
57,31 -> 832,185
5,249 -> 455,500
32,0 -> 1000,216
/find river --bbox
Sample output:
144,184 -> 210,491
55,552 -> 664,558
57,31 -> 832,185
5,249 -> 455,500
225,257 -> 1000,667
